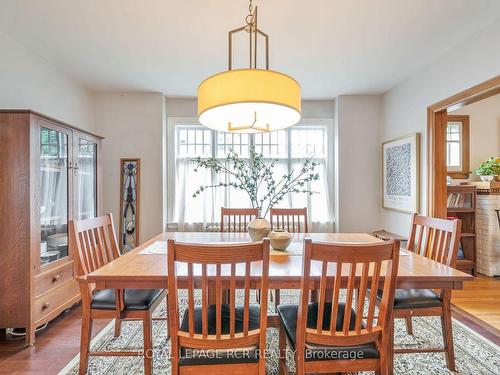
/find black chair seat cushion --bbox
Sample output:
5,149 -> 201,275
91,289 -> 164,311
179,304 -> 261,366
377,289 -> 442,309
277,303 -> 379,361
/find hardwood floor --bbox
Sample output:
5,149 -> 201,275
0,304 -> 110,375
451,274 -> 500,343
1,277 -> 499,375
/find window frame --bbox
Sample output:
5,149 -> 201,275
445,115 -> 470,179
165,117 -> 334,228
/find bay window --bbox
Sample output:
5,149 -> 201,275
166,118 -> 334,232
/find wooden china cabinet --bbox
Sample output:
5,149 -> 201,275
0,110 -> 102,345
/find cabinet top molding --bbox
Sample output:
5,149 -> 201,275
0,109 -> 104,139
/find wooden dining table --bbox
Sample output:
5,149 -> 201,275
87,232 -> 472,374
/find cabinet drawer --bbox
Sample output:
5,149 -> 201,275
34,279 -> 80,324
35,262 -> 74,297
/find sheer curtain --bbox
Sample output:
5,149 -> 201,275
169,121 -> 335,232
77,148 -> 97,220
40,130 -> 68,228
40,162 -> 68,227
174,158 -> 214,231
174,158 -> 253,231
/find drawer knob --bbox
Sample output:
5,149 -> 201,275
42,302 -> 50,310
52,274 -> 61,282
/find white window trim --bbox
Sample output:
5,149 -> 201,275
165,117 -> 335,230
446,121 -> 463,171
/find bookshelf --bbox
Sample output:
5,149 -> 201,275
447,185 -> 476,275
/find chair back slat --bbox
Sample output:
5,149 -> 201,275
92,229 -> 105,268
270,207 -> 308,233
329,262 -> 342,335
243,261 -> 251,336
82,231 -> 96,271
366,261 -> 381,330
187,263 -> 195,337
167,239 -> 270,352
316,261 -> 328,334
215,264 -> 222,338
230,263 -> 236,338
354,262 -> 369,333
93,228 -> 107,265
407,213 -> 461,267
342,262 -> 356,335
70,214 -> 121,276
297,239 -> 399,351
220,207 -> 259,232
201,263 -> 208,338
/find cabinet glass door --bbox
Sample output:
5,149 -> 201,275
76,137 -> 97,220
40,127 -> 70,266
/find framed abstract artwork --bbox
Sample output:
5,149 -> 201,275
382,133 -> 420,213
119,158 -> 140,252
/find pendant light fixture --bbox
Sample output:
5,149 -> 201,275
198,0 -> 301,133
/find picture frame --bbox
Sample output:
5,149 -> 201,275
119,158 -> 140,252
382,133 -> 420,213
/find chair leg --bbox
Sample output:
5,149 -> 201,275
442,303 -> 456,371
279,324 -> 288,375
170,343 -> 179,375
275,289 -> 281,313
114,318 -> 121,337
143,313 -> 153,375
79,313 -> 93,375
295,349 -> 304,375
387,315 -> 395,375
404,316 -> 413,335
165,296 -> 170,340
378,340 -> 389,375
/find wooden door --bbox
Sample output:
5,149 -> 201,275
34,117 -> 74,274
73,132 -> 101,221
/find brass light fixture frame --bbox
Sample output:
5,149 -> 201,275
226,6 -> 271,132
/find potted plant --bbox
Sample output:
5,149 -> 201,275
192,149 -> 319,241
496,157 -> 500,182
475,157 -> 500,182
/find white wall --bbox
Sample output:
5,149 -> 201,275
381,21 -> 500,236
450,94 -> 500,181
336,95 -> 383,232
94,93 -> 165,243
0,31 -> 95,132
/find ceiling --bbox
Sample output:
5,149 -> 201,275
1,0 -> 499,98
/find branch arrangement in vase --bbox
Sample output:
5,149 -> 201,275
192,149 -> 320,218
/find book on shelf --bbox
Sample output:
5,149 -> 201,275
457,241 -> 465,260
447,192 -> 471,209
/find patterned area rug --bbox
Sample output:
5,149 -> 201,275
61,290 -> 500,374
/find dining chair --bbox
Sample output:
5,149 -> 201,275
270,207 -> 308,233
269,207 -> 309,311
70,214 -> 166,375
167,238 -> 270,374
383,213 -> 461,371
278,238 -> 399,374
220,207 -> 259,232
